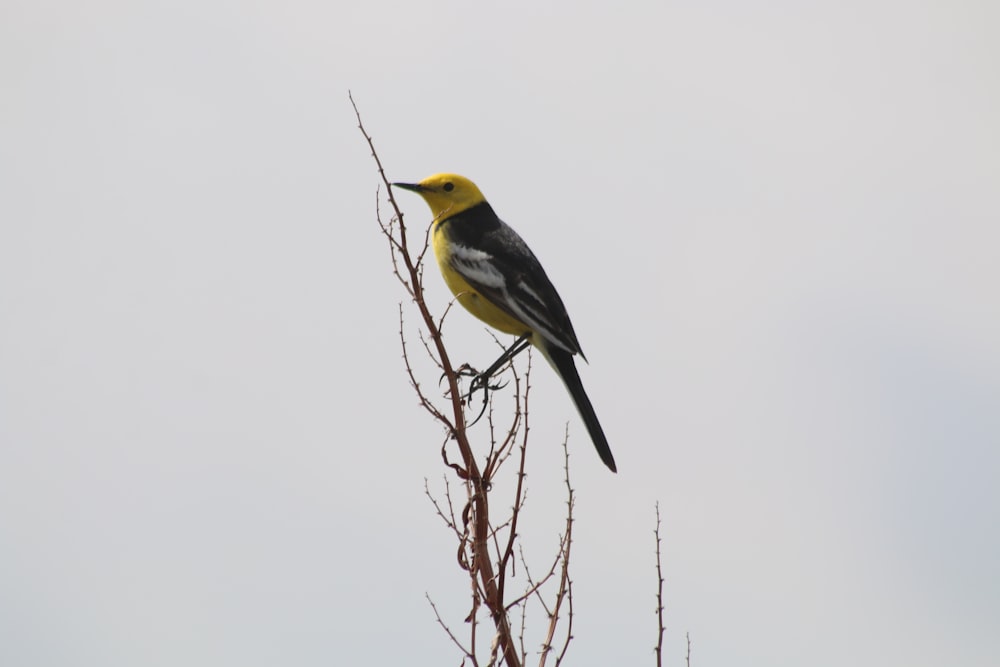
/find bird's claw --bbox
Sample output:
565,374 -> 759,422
464,371 -> 509,428
441,363 -> 480,387
442,363 -> 510,427
465,374 -> 507,405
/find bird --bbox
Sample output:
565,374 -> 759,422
392,173 -> 617,472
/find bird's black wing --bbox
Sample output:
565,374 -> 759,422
442,203 -> 583,356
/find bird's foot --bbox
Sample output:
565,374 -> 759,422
466,371 -> 508,406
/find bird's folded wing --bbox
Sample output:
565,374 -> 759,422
449,243 -> 582,355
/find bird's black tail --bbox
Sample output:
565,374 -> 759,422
539,342 -> 617,473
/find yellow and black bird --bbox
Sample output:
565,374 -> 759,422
393,174 -> 617,472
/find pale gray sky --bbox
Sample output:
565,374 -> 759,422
2,1 -> 998,665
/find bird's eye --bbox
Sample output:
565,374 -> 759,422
443,182 -> 454,192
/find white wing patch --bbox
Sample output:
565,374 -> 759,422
451,244 -> 506,288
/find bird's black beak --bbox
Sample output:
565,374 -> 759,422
392,182 -> 423,193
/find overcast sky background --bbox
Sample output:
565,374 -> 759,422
2,1 -> 998,665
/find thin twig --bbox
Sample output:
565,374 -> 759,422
427,593 -> 476,665
655,502 -> 666,667
497,356 -> 532,607
553,435 -> 575,667
505,534 -> 564,613
400,304 -> 450,425
424,477 -> 461,536
539,434 -> 575,667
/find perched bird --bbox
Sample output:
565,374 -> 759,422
393,173 -> 617,472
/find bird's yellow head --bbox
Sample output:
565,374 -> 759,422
392,173 -> 487,221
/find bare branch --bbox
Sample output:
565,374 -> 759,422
505,535 -> 564,613
497,357 -> 532,606
552,436 -> 575,667
427,593 -> 476,665
400,304 -> 451,426
425,477 -> 462,537
655,502 -> 666,667
356,92 -> 551,667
